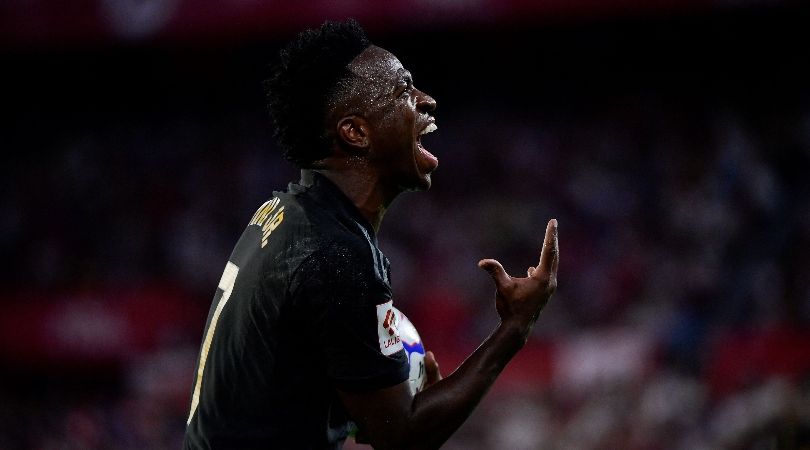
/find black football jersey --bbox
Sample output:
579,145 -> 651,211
183,170 -> 409,449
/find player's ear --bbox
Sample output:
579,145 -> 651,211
336,115 -> 370,153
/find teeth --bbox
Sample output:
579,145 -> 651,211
419,123 -> 437,136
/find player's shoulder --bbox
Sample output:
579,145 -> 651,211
249,175 -> 388,277
241,192 -> 302,253
250,189 -> 368,260
292,220 -> 388,289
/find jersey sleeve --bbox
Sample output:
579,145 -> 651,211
290,240 -> 409,392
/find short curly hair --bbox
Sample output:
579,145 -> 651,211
264,19 -> 371,167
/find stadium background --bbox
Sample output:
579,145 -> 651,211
2,0 -> 810,448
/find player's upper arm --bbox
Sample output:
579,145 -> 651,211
338,381 -> 417,450
289,239 -> 409,390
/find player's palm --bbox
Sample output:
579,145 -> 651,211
479,219 -> 559,337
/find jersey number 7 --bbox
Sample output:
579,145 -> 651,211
186,261 -> 240,424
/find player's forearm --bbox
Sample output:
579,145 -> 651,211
402,321 -> 526,450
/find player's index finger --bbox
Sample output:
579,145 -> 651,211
534,219 -> 558,276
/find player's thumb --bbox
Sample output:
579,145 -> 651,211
425,351 -> 442,385
478,258 -> 510,287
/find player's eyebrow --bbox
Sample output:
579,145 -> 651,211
395,68 -> 412,83
393,70 -> 413,95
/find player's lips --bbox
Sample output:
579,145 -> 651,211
415,119 -> 438,173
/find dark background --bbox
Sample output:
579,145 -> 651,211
2,1 -> 810,448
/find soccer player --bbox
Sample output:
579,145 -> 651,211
183,19 -> 559,450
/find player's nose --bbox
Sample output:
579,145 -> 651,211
416,89 -> 437,113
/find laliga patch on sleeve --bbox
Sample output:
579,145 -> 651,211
376,301 -> 403,356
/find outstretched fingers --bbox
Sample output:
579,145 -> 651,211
480,219 -> 557,287
478,258 -> 511,288
532,219 -> 559,280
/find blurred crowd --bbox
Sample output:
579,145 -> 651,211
3,24 -> 810,450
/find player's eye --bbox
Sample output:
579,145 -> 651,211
396,83 -> 409,97
396,77 -> 413,98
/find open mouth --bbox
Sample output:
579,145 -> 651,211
416,122 -> 438,173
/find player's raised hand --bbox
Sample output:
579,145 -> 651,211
478,219 -> 559,339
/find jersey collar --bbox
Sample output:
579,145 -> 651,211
297,169 -> 377,238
